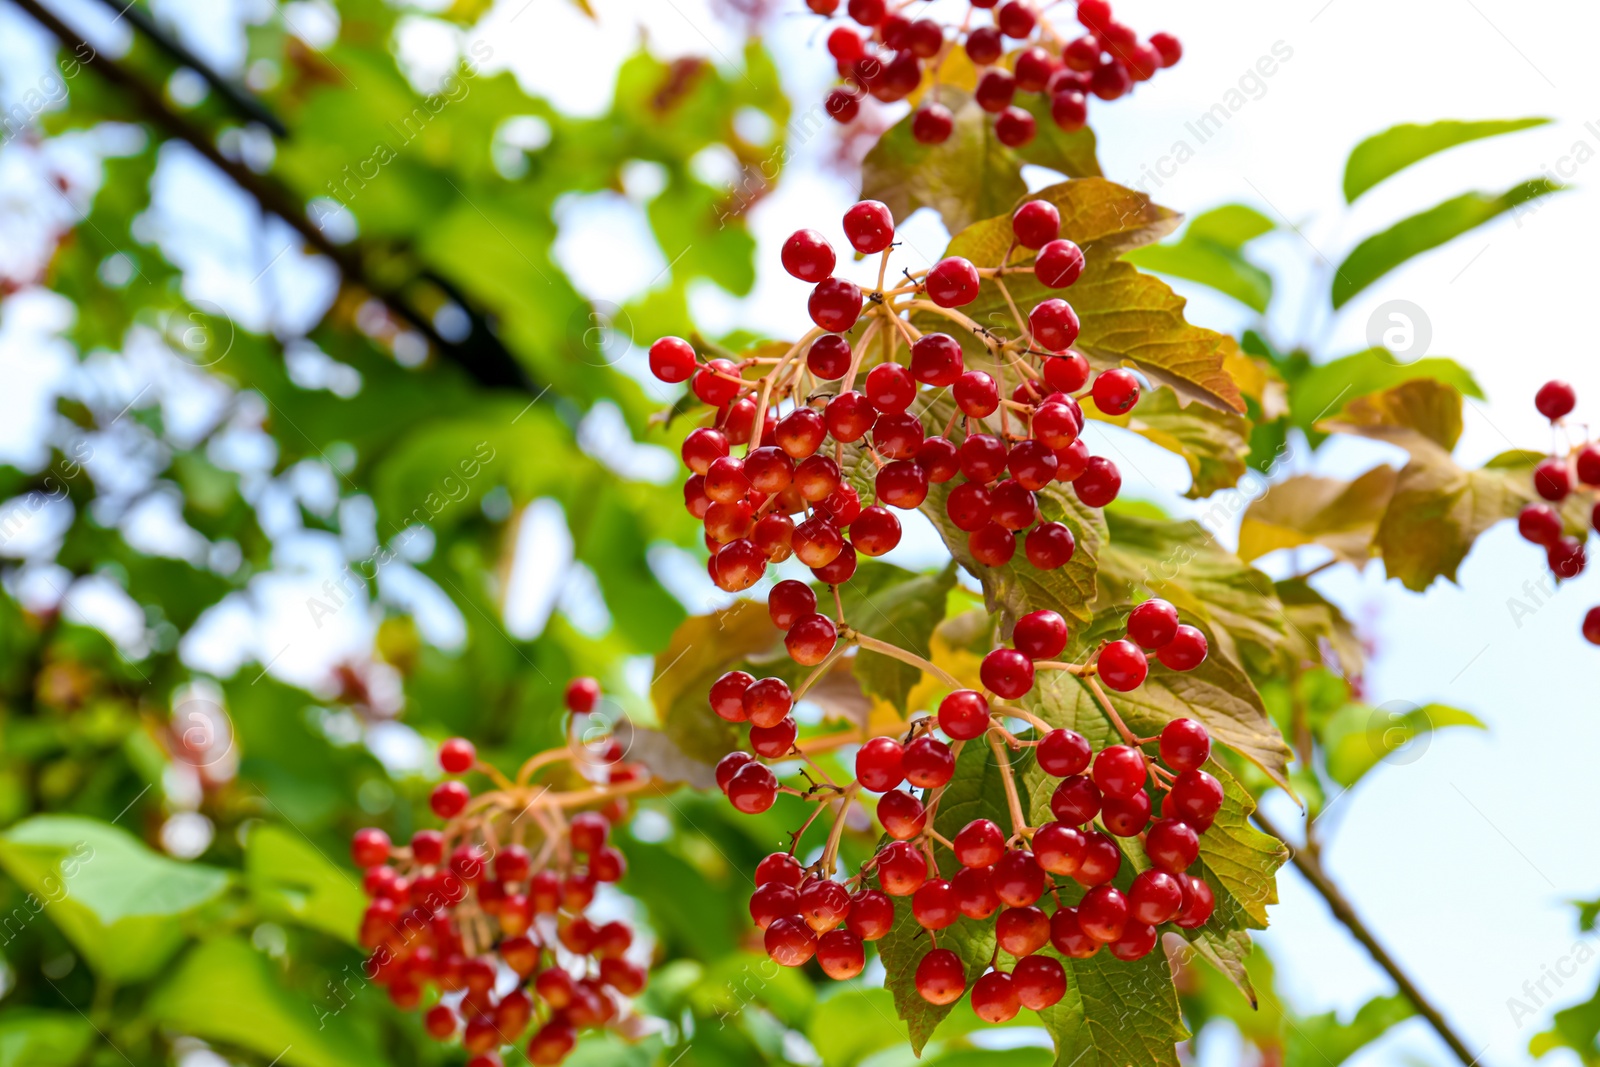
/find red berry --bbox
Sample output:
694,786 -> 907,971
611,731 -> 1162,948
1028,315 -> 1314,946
877,460 -> 930,508
750,882 -> 799,929
993,849 -> 1046,906
352,828 -> 390,868
1093,744 -> 1147,798
1536,380 -> 1577,421
995,106 -> 1036,147
843,200 -> 896,254
912,878 -> 960,930
769,580 -> 817,630
1516,505 -> 1555,547
997,905 -> 1051,956
1014,45 -> 1058,92
1535,457 -> 1572,502
1550,536 -> 1588,580
1127,599 -> 1179,648
1050,89 -> 1088,131
807,335 -> 853,381
975,68 -> 1016,113
809,277 -> 864,333
1033,822 -> 1085,875
939,689 -> 991,740
904,736 -> 955,787
1013,200 -> 1061,250
1157,625 -> 1208,671
866,361 -> 916,413
1007,439 -> 1059,490
953,865 -> 1001,919
980,648 -> 1035,699
817,928 -> 866,979
825,390 -> 877,442
1587,607 -> 1600,645
1175,874 -> 1216,928
1102,790 -> 1151,836
528,1023 -> 575,1066
1013,609 -> 1068,659
1054,438 -> 1091,482
1029,298 -> 1080,351
798,877 -> 852,933
1097,638 -> 1147,692
876,840 -> 928,895
1014,955 -> 1067,1009
745,677 -> 794,729
953,818 -> 1006,868
955,370 -> 1000,417
912,103 -> 955,144
1037,729 -> 1091,776
786,613 -> 839,665
565,676 -> 602,715
1025,522 -> 1076,569
908,18 -> 943,57
782,229 -> 837,284
965,25 -> 1003,64
915,948 -> 967,1005
649,336 -> 697,383
765,915 -> 818,966
1091,57 -> 1132,100
709,670 -> 754,722
848,889 -> 896,939
570,811 -> 609,853
1170,768 -> 1224,824
855,736 -> 906,792
1036,239 -> 1085,287
1160,718 -> 1211,772
1108,920 -> 1158,960
1049,906 -> 1100,958
1578,445 -> 1600,486
926,257 -> 981,308
439,737 -> 476,775
410,829 -> 443,866
878,788 -> 927,839
1144,817 -> 1199,873
431,781 -> 470,819
1074,455 -> 1121,508
972,970 -> 1021,1023
1078,883 -> 1128,942
910,332 -> 965,385
757,852 -> 805,887
424,1004 -> 457,1040
1091,368 -> 1141,415
847,0 -> 886,25
1043,351 -> 1090,393
1050,775 -> 1101,825
917,437 -> 961,482
827,25 -> 864,62
852,505 -> 903,556
1150,32 -> 1183,66
958,433 -> 1007,482
826,87 -> 861,124
727,761 -> 779,814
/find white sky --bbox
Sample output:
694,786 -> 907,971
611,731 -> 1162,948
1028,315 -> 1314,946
4,0 -> 1600,1064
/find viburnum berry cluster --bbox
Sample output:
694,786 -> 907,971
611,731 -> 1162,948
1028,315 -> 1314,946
804,0 -> 1180,146
1515,379 -> 1600,645
709,593 -> 1214,1016
350,678 -> 654,1067
651,197 -> 1145,596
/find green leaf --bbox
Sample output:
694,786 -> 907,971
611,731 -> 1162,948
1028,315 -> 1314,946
0,816 -> 231,981
836,561 -> 957,711
245,823 -> 367,945
1321,701 -> 1485,787
807,988 -> 911,1067
0,1011 -> 95,1067
1124,205 -> 1277,313
1289,348 -> 1483,443
1343,117 -> 1551,202
1332,179 -> 1563,308
934,179 -> 1246,414
1532,979 -> 1600,1064
148,937 -> 388,1067
861,90 -> 1100,238
1038,949 -> 1186,1067
1101,385 -> 1253,498
1287,994 -> 1415,1067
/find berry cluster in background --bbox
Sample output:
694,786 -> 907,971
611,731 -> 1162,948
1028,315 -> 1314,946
652,197 -> 1148,597
710,598 -> 1216,1016
1517,380 -> 1600,645
351,680 -> 652,1067
805,0 -> 1180,145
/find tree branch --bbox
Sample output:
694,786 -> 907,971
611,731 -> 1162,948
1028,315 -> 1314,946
12,0 -> 537,394
1253,807 -> 1486,1067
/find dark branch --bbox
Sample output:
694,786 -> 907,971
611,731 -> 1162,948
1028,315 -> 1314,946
1253,807 -> 1487,1067
89,0 -> 289,136
12,0 -> 538,395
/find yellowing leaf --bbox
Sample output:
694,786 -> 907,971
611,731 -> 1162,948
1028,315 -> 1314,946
1317,377 -> 1464,452
1238,467 -> 1399,566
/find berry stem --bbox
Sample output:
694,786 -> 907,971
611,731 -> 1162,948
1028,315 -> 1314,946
987,730 -> 1031,840
821,783 -> 861,876
850,631 -> 963,689
1082,674 -> 1141,748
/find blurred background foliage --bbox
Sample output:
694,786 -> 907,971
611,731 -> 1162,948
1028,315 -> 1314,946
0,1 -> 1592,1066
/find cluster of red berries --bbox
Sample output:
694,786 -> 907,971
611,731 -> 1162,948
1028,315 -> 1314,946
805,0 -> 1180,146
651,197 -> 1146,595
708,597 -> 1215,1016
1516,380 -> 1600,644
350,679 -> 646,1067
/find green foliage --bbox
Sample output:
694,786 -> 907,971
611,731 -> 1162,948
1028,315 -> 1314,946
1342,117 -> 1550,202
1124,205 -> 1276,312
